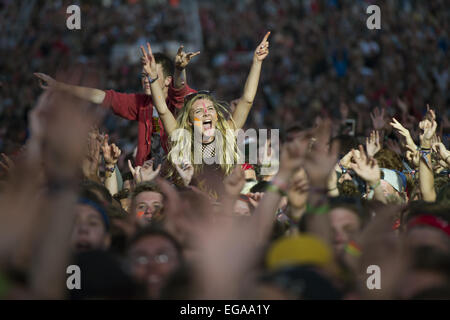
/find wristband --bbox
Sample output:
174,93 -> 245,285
266,183 -> 287,197
306,203 -> 329,215
369,180 -> 381,190
271,177 -> 289,193
148,75 -> 159,84
105,165 -> 115,173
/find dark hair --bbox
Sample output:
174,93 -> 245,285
131,181 -> 162,201
437,182 -> 450,205
330,135 -> 359,157
337,180 -> 362,198
250,181 -> 270,193
80,180 -> 113,204
329,196 -> 370,227
122,171 -> 134,182
128,226 -> 183,260
113,188 -> 130,201
154,53 -> 174,79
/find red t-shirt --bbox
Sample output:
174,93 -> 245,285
101,82 -> 196,166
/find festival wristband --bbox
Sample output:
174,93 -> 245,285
306,203 -> 329,215
266,183 -> 287,197
369,180 -> 381,190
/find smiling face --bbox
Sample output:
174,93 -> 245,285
128,235 -> 180,299
188,98 -> 218,141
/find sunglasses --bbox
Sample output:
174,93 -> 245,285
183,90 -> 212,104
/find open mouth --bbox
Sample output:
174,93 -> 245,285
76,241 -> 93,251
202,120 -> 213,131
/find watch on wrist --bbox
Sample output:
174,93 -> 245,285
105,166 -> 115,173
148,74 -> 159,84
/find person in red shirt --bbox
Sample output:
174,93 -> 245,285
34,45 -> 199,166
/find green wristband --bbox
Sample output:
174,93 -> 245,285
266,183 -> 287,197
306,203 -> 330,215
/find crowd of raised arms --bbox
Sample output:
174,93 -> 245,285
0,2 -> 449,300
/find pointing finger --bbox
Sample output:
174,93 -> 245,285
262,31 -> 271,43
177,45 -> 184,56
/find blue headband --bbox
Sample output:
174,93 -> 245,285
78,198 -> 110,231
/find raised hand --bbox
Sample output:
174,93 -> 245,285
370,107 -> 386,131
254,31 -> 270,62
33,73 -> 57,90
101,135 -> 121,166
419,116 -> 437,148
128,159 -> 161,184
432,140 -> 450,166
390,117 -> 417,151
396,97 -> 409,114
140,42 -> 158,79
175,162 -> 194,186
81,127 -> 102,181
405,144 -> 420,169
175,45 -> 200,70
386,139 -> 402,157
349,145 -> 381,187
303,119 -> 339,187
224,166 -> 246,196
366,130 -> 381,158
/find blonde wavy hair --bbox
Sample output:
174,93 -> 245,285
167,93 -> 239,177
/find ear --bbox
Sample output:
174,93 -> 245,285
165,76 -> 172,88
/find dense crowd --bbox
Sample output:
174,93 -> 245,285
0,0 -> 449,300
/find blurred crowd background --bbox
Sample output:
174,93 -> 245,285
1,0 -> 449,155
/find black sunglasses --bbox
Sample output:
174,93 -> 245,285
183,90 -> 212,104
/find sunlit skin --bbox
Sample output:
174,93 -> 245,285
329,208 -> 361,256
133,191 -> 164,224
188,98 -> 218,143
233,200 -> 251,216
70,204 -> 110,252
406,227 -> 449,253
128,235 -> 180,299
141,64 -> 167,96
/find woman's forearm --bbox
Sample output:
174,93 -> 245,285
104,165 -> 119,196
150,80 -> 177,135
420,153 -> 436,202
232,61 -> 263,129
